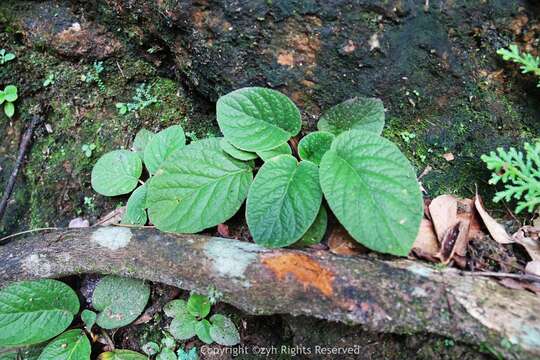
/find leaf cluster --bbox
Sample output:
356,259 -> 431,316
0,85 -> 18,118
0,49 -> 15,65
116,83 -> 159,115
497,44 -> 540,87
92,87 -> 423,256
481,142 -> 540,213
83,61 -> 106,91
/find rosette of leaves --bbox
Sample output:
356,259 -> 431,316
0,85 -> 18,118
164,293 -> 240,346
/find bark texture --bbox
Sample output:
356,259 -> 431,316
1,227 -> 539,359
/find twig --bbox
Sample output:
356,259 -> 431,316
460,270 -> 540,283
111,223 -> 155,229
116,61 -> 125,78
0,227 -> 59,245
0,115 -> 41,222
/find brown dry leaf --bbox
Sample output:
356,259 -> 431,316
498,278 -> 540,295
94,206 -> 125,226
435,220 -> 470,265
442,152 -> 455,161
525,261 -> 540,277
411,219 -> 440,262
474,195 -> 513,244
512,226 -> 540,261
328,225 -> 368,256
428,194 -> 458,242
457,198 -> 484,242
68,217 -> 89,228
217,223 -> 230,237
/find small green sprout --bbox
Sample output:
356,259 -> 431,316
116,83 -> 159,115
0,49 -> 15,65
497,44 -> 540,87
82,61 -> 105,91
0,85 -> 18,118
82,143 -> 96,158
43,73 -> 55,87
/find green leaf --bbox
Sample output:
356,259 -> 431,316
122,183 -> 148,225
92,276 -> 150,329
91,150 -> 142,196
317,97 -> 385,136
247,155 -> 322,248
81,310 -> 97,330
156,348 -> 177,360
97,350 -> 147,360
187,294 -> 211,318
256,142 -> 292,161
147,138 -> 253,233
37,330 -> 90,360
217,87 -> 301,151
0,280 -> 79,347
169,316 -> 197,340
4,102 -> 14,118
144,125 -> 186,174
3,85 -> 17,102
4,53 -> 15,62
0,91 -> 5,104
319,130 -> 423,256
141,342 -> 160,356
195,319 -> 213,344
163,299 -> 188,318
132,129 -> 155,156
209,314 -> 240,346
219,138 -> 258,161
177,348 -> 198,360
294,205 -> 327,247
298,131 -> 335,165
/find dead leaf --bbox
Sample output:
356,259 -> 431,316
498,277 -> 540,294
457,198 -> 484,243
411,219 -> 439,262
436,220 -> 470,264
474,195 -> 513,244
68,217 -> 89,228
328,225 -> 368,256
94,207 -> 125,226
442,152 -> 455,161
512,226 -> 540,261
525,261 -> 540,277
217,223 -> 230,237
428,195 -> 458,242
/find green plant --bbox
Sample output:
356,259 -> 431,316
0,49 -> 15,65
92,87 -> 423,256
164,293 -> 240,346
116,83 -> 158,115
481,142 -> 540,213
0,85 -> 18,118
83,61 -> 105,91
497,44 -> 540,87
43,73 -> 56,87
143,338 -> 198,360
0,277 -> 150,360
82,143 -> 96,157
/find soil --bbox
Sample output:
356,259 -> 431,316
1,0 -> 539,359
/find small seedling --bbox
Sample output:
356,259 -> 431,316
82,61 -> 105,91
164,293 -> 240,346
0,85 -> 18,118
0,49 -> 15,65
82,143 -> 96,157
497,44 -> 540,87
43,73 -> 55,87
116,83 -> 159,115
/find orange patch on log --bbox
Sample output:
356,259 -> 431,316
261,253 -> 334,296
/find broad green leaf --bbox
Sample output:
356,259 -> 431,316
147,138 -> 253,233
144,125 -> 186,174
164,299 -> 188,318
195,319 -> 213,344
317,97 -> 385,136
256,142 -> 292,161
122,183 -> 148,225
169,316 -> 197,340
177,348 -> 198,360
0,279 -> 79,347
91,150 -> 142,196
187,294 -> 211,318
298,131 -> 335,165
97,350 -> 147,360
4,53 -> 15,61
217,87 -> 301,151
156,348 -> 177,360
247,155 -> 322,248
219,138 -> 258,161
92,276 -> 150,329
319,130 -> 423,256
132,129 -> 155,156
37,330 -> 90,360
3,86 -> 17,102
4,102 -> 14,118
209,314 -> 240,346
81,310 -> 96,330
142,342 -> 160,356
294,205 -> 327,247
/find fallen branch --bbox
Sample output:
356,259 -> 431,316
1,227 -> 539,358
0,115 -> 41,222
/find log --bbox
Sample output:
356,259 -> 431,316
1,227 -> 539,358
